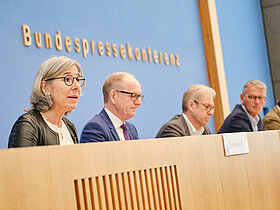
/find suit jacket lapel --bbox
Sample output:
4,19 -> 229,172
257,114 -> 263,131
128,128 -> 132,140
238,105 -> 254,131
179,114 -> 191,136
100,109 -> 120,141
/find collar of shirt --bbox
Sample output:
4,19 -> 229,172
277,105 -> 280,111
42,117 -> 73,145
104,108 -> 126,140
241,104 -> 260,131
182,113 -> 204,136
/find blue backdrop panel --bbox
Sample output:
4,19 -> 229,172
216,0 -> 274,113
0,0 -> 274,149
0,0 -> 211,148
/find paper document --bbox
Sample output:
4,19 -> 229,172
222,132 -> 249,156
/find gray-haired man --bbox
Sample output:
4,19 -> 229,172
156,84 -> 216,138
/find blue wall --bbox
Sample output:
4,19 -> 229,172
216,0 -> 274,113
0,0 -> 274,149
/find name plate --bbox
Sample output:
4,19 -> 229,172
222,132 -> 249,156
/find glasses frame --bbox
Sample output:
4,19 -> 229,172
115,90 -> 144,101
194,100 -> 215,112
45,75 -> 85,87
245,95 -> 266,102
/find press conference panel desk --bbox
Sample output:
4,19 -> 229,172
0,131 -> 279,210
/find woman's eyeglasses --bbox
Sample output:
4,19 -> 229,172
45,75 -> 85,87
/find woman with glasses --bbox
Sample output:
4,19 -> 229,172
8,56 -> 85,147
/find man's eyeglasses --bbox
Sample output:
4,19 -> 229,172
194,100 -> 215,112
45,75 -> 85,87
246,95 -> 266,102
115,90 -> 144,101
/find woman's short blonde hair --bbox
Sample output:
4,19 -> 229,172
29,56 -> 83,115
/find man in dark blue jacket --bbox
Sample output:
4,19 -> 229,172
218,80 -> 266,133
80,72 -> 143,142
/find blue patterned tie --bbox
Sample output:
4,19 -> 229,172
120,124 -> 130,140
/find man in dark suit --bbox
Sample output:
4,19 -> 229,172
156,84 -> 216,138
218,80 -> 266,134
80,72 -> 143,142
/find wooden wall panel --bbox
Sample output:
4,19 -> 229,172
198,0 -> 230,131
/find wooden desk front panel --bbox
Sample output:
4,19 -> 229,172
0,131 -> 279,209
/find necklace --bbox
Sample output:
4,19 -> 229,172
41,115 -> 65,141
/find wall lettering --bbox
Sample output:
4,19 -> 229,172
21,24 -> 180,67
